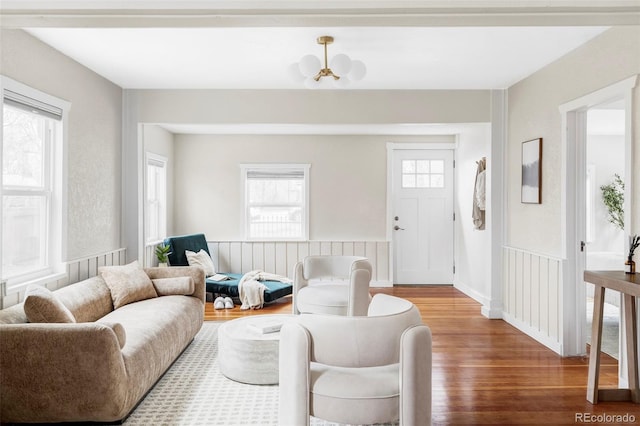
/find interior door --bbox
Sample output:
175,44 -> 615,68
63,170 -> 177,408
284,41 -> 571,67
393,149 -> 454,284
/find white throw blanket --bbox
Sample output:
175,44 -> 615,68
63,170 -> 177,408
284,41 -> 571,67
238,270 -> 293,310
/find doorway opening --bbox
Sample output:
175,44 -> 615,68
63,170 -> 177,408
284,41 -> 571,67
559,74 -> 635,363
584,99 -> 626,360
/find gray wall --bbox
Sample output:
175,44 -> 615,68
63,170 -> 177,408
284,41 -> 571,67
507,26 -> 640,257
1,29 -> 123,260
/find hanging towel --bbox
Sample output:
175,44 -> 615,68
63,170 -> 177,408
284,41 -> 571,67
472,159 -> 486,230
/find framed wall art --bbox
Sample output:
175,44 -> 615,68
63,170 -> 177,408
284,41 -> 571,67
521,138 -> 542,204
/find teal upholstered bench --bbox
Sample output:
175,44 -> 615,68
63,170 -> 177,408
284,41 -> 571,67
164,234 -> 293,303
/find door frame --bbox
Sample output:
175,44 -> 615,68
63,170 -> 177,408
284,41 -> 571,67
559,75 -> 637,359
386,142 -> 457,285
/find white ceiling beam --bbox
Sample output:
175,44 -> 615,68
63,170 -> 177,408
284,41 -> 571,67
1,5 -> 639,28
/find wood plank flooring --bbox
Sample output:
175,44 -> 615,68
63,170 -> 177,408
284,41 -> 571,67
205,286 -> 640,425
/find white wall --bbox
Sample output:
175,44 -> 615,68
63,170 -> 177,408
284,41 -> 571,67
1,29 -> 122,260
173,133 -> 454,241
587,133 -> 625,255
454,124 -> 492,304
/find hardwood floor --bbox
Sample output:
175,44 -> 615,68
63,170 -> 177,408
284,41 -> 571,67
205,286 -> 640,425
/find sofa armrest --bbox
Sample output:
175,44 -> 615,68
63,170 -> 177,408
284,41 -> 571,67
279,322 -> 311,426
292,261 -> 308,315
348,268 -> 371,316
144,266 -> 205,303
0,323 -> 128,423
399,324 -> 432,426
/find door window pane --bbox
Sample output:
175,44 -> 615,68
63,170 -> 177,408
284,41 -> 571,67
402,159 -> 446,188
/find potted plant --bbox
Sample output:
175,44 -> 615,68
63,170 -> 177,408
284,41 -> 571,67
155,243 -> 172,267
627,235 -> 639,274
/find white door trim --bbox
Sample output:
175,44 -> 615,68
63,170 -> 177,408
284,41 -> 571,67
558,74 -> 637,358
386,142 -> 457,284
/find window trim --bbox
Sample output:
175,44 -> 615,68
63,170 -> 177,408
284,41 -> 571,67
1,75 -> 70,289
240,163 -> 310,241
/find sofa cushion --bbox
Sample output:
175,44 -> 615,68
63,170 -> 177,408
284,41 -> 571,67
185,249 -> 215,276
152,276 -> 194,296
23,285 -> 76,323
55,276 -> 114,323
99,261 -> 158,309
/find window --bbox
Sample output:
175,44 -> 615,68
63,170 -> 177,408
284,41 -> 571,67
1,77 -> 68,286
241,164 -> 310,240
145,153 -> 167,244
402,159 -> 445,188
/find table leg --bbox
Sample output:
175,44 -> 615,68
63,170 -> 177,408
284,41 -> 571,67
623,294 -> 639,403
587,286 -> 605,404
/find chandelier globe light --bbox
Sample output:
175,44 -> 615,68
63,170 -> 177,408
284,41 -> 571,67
289,35 -> 367,88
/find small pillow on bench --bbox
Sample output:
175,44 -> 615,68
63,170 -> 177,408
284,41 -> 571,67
185,249 -> 216,276
152,276 -> 195,296
24,285 -> 76,323
99,260 -> 158,309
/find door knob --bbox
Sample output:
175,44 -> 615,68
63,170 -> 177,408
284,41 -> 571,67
394,225 -> 405,231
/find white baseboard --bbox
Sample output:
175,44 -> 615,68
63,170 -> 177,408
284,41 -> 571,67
371,280 -> 393,288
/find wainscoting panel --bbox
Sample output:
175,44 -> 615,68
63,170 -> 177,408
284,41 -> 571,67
208,241 -> 391,286
1,248 -> 126,309
503,246 -> 563,353
67,248 -> 127,284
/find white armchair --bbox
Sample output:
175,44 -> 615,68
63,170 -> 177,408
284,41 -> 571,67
279,294 -> 432,426
293,255 -> 372,316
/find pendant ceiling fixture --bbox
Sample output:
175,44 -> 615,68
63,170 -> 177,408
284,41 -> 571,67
289,36 -> 367,89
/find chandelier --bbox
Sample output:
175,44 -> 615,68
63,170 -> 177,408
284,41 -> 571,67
289,36 -> 367,88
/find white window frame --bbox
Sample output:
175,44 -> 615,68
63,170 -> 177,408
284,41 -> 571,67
144,152 -> 167,245
1,75 -> 69,290
240,163 -> 310,241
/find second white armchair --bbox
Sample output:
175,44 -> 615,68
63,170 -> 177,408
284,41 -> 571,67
292,255 -> 372,316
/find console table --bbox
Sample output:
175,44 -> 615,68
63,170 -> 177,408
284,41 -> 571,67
584,270 -> 639,404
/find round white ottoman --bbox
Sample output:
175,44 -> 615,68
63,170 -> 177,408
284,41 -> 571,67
218,314 -> 294,385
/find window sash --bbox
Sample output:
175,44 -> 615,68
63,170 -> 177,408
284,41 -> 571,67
145,154 -> 167,244
1,76 -> 69,288
242,164 -> 309,240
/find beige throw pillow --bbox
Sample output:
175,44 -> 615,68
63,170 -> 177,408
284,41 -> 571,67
185,249 -> 216,276
99,260 -> 158,309
24,285 -> 76,323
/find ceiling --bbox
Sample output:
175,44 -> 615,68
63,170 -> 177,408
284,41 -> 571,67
6,1 -> 636,90
26,26 -> 609,90
3,1 -> 635,135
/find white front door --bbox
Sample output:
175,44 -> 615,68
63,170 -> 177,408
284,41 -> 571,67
392,149 -> 454,284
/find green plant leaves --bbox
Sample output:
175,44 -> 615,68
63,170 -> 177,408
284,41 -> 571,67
600,174 -> 624,230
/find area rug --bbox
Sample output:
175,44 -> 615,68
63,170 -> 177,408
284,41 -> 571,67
124,322 -> 397,426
